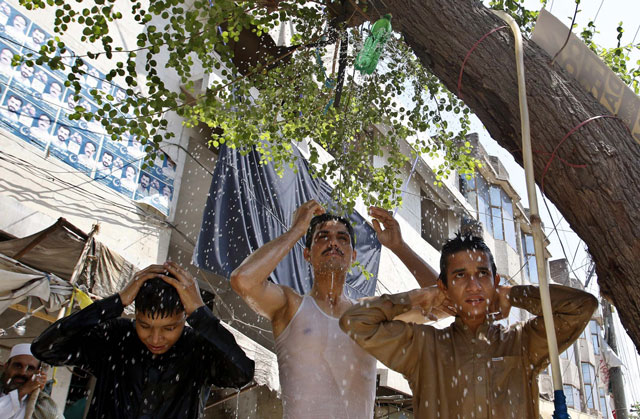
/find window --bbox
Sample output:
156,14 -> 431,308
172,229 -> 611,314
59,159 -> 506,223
521,233 -> 538,284
599,388 -> 608,418
460,174 -> 490,231
581,362 -> 599,411
490,186 -> 503,240
461,175 -> 477,211
421,188 -> 448,250
590,320 -> 601,355
563,385 -> 575,409
573,386 -> 581,410
563,384 -> 580,409
460,175 -> 516,249
502,192 -> 517,250
560,343 -> 575,361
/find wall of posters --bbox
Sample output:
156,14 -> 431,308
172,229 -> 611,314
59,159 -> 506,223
0,0 -> 176,216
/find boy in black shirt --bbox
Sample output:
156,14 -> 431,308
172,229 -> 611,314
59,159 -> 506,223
33,262 -> 254,418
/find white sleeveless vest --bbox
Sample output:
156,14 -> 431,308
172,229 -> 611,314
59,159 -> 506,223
275,295 -> 377,418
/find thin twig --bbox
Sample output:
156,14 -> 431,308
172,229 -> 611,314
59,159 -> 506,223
551,0 -> 580,64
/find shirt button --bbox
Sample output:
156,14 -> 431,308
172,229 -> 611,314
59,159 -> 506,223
476,353 -> 482,358
477,376 -> 483,382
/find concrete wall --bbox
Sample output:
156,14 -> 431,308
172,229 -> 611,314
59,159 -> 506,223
494,239 -> 522,282
0,134 -> 170,268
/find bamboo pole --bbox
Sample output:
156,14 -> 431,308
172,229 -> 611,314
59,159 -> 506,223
493,11 -> 567,418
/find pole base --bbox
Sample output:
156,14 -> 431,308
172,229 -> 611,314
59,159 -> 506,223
552,389 -> 571,419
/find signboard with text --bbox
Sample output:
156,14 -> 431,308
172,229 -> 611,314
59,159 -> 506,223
532,9 -> 640,145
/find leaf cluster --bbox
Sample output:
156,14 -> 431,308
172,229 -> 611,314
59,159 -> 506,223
581,21 -> 640,94
19,0 -> 478,212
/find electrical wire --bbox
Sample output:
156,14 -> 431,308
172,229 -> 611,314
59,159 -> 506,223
541,194 -> 584,283
632,23 -> 640,44
592,0 -> 605,24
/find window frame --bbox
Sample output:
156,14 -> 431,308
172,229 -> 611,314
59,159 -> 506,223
460,175 -> 517,249
581,362 -> 599,411
590,320 -> 601,355
521,232 -> 538,284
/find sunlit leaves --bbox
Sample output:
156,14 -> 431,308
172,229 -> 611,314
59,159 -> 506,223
580,21 -> 640,94
18,0 -> 479,213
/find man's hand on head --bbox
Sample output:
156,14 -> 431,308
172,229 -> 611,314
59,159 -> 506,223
119,265 -> 168,307
430,294 -> 457,320
369,206 -> 403,251
158,262 -> 205,316
490,285 -> 512,321
290,200 -> 325,237
17,370 -> 46,399
408,286 -> 448,318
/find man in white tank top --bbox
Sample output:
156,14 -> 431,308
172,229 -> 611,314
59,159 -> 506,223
231,201 -> 438,418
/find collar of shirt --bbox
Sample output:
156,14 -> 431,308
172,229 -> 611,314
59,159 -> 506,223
452,316 -> 494,344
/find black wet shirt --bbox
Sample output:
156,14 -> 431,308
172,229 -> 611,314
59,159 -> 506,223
32,294 -> 254,418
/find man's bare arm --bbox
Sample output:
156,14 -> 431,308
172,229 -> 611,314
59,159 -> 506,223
369,207 -> 438,287
230,200 -> 324,320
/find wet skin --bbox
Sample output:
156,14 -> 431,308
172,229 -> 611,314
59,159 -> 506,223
303,220 -> 355,275
135,310 -> 186,355
439,249 -> 500,332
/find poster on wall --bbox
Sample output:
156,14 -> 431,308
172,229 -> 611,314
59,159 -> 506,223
0,0 -> 176,216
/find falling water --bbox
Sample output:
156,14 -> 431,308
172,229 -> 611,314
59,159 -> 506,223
331,272 -> 335,301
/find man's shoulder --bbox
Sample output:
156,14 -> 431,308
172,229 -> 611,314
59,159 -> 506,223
270,285 -> 304,336
281,285 -> 303,302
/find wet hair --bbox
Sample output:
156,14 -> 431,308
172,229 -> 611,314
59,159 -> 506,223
134,277 -> 184,318
305,214 -> 355,249
438,232 -> 497,287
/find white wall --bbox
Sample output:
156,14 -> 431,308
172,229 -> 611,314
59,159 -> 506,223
0,135 -> 170,267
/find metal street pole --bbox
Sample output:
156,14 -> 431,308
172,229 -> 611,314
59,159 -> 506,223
602,301 -> 628,419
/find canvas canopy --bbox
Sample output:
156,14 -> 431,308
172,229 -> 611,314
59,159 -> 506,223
0,218 -> 137,312
0,253 -> 71,315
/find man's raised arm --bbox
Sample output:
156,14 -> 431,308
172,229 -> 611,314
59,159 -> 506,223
508,284 -> 598,369
230,200 -> 324,320
369,207 -> 438,288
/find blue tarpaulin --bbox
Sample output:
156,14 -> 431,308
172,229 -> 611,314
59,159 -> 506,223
193,145 -> 380,299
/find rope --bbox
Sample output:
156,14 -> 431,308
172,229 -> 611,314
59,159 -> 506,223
457,25 -> 508,99
540,114 -> 630,194
393,154 -> 419,216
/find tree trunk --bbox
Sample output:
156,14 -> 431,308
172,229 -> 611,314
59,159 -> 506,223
371,0 -> 640,351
